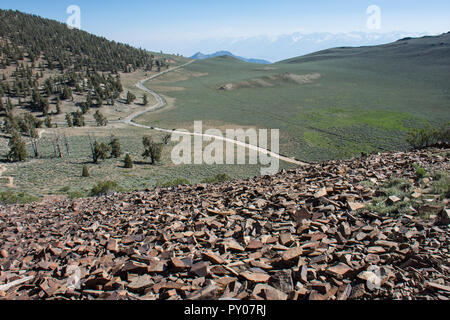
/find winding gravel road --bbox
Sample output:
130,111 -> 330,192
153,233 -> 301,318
0,60 -> 307,189
45,60 -> 307,166
125,61 -> 308,166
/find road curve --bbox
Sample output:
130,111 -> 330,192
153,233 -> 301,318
121,61 -> 195,124
47,60 -> 308,166
127,61 -> 308,166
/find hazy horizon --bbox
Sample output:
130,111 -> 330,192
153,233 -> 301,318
1,0 -> 449,61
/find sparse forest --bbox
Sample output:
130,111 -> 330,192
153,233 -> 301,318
0,9 -> 171,163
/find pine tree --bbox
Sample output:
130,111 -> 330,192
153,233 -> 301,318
45,115 -> 53,128
109,135 -> 121,158
143,93 -> 148,106
124,153 -> 133,168
56,97 -> 61,114
94,110 -> 108,126
126,91 -> 136,104
3,112 -> 18,133
8,130 -> 27,162
142,136 -> 163,164
61,85 -> 72,100
162,133 -> 172,145
65,113 -> 73,127
72,111 -> 85,127
93,141 -> 111,163
42,98 -> 49,116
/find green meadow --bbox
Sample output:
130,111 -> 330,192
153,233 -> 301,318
136,42 -> 450,162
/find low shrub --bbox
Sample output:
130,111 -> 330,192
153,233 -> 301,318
68,190 -> 85,199
0,191 -> 40,205
407,122 -> 450,149
59,186 -> 71,193
202,173 -> 231,184
82,166 -> 90,177
124,154 -> 133,169
413,164 -> 427,180
90,180 -> 123,196
432,171 -> 450,198
157,178 -> 190,188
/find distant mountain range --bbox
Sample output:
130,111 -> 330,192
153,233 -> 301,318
185,31 -> 432,62
190,51 -> 271,64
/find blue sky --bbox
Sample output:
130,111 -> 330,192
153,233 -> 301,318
1,0 -> 450,58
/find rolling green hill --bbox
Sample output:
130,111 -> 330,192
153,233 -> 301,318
136,33 -> 450,162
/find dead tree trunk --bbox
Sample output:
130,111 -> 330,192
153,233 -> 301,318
28,127 -> 39,158
31,138 -> 39,158
56,136 -> 63,158
52,134 -> 63,158
51,140 -> 57,158
63,134 -> 71,156
88,134 -> 97,163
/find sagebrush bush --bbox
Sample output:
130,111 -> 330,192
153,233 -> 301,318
407,123 -> 450,149
82,166 -> 90,177
202,173 -> 231,184
0,191 -> 40,205
124,153 -> 133,168
413,164 -> 427,179
68,191 -> 85,199
432,172 -> 450,198
90,180 -> 123,196
157,178 -> 190,188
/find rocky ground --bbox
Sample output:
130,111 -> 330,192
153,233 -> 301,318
0,149 -> 449,300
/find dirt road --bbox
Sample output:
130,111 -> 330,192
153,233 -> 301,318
126,62 -> 308,166
43,60 -> 308,166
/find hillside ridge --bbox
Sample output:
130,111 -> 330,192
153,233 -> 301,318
191,51 -> 271,64
278,31 -> 450,64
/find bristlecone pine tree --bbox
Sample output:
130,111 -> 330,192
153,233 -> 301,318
45,115 -> 53,128
93,141 -> 111,163
109,136 -> 121,158
94,110 -> 108,127
65,113 -> 73,127
126,91 -> 136,104
72,111 -> 85,127
8,130 -> 27,162
162,133 -> 172,145
56,97 -> 61,114
143,94 -> 148,106
142,136 -> 163,164
124,153 -> 133,168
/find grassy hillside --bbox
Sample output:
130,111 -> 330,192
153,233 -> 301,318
0,9 -> 187,72
281,32 -> 450,64
135,34 -> 450,162
0,124 -> 274,198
